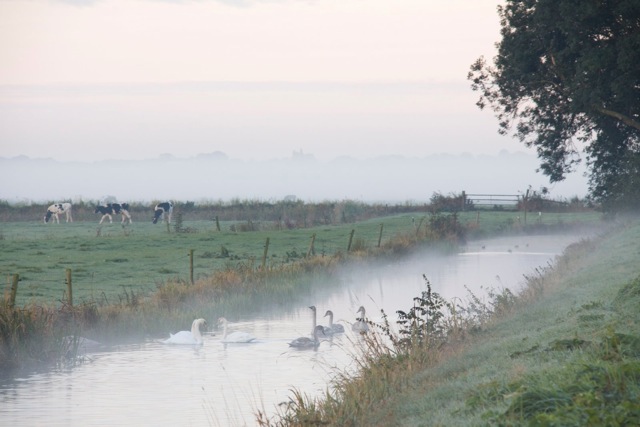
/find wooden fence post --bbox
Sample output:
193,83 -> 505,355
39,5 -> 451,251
215,216 -> 221,232
65,268 -> 73,307
523,188 -> 530,225
8,274 -> 19,308
347,229 -> 355,252
307,233 -> 316,257
262,238 -> 270,269
377,224 -> 384,248
461,190 -> 466,211
189,249 -> 194,285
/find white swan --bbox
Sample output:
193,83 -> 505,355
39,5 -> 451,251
352,306 -> 369,333
323,310 -> 345,334
162,318 -> 207,345
218,317 -> 257,343
288,325 -> 325,349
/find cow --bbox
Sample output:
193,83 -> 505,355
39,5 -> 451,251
94,203 -> 132,224
152,202 -> 173,224
44,203 -> 73,223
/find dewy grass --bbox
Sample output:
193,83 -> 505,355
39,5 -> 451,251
258,219 -> 640,426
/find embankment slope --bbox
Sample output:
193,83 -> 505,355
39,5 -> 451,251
365,219 -> 640,426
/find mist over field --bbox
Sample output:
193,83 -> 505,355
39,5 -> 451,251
1,150 -> 588,204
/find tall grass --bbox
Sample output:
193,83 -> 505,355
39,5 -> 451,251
0,298 -> 101,375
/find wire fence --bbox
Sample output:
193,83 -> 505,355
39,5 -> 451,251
3,225 -> 384,308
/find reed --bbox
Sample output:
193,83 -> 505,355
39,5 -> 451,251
0,299 -> 103,374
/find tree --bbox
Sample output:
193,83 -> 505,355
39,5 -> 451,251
468,0 -> 640,210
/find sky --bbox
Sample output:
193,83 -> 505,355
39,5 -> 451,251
0,0 -> 512,160
0,0 -> 590,200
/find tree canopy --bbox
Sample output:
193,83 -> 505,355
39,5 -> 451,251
468,0 -> 640,210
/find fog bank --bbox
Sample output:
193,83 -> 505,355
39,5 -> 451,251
0,151 -> 588,204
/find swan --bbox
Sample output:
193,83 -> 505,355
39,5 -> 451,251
323,310 -> 345,334
162,318 -> 207,345
218,317 -> 257,343
352,306 -> 369,333
288,325 -> 325,349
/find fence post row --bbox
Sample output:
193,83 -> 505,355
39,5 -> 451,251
189,249 -> 195,285
262,237 -> 270,269
347,229 -> 355,252
307,233 -> 316,257
65,268 -> 73,307
5,218 -> 419,307
7,274 -> 19,308
523,188 -> 530,224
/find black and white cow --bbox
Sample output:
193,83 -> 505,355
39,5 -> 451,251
44,203 -> 73,223
94,203 -> 132,224
152,202 -> 173,224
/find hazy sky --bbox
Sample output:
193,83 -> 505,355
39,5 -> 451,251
0,0 -> 520,163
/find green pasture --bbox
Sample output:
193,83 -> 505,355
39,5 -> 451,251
0,210 -> 603,307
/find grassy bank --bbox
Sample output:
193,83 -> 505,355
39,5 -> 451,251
262,218 -> 640,426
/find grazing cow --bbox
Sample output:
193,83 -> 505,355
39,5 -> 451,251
152,202 -> 173,224
44,203 -> 73,223
94,203 -> 132,224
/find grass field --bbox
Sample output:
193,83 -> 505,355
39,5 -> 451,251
1,210 -> 602,307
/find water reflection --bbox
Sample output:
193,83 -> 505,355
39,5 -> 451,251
0,233 -> 589,426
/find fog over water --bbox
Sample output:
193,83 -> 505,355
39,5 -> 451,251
0,150 -> 588,204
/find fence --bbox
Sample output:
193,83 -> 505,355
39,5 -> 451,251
462,192 -> 521,210
4,226 -> 388,307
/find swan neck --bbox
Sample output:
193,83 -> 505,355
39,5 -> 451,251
192,324 -> 203,343
311,310 -> 317,334
222,322 -> 228,339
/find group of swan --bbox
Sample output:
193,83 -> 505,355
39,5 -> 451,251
162,305 -> 368,347
288,306 -> 340,349
289,305 -> 365,348
162,317 -> 258,345
309,305 -> 346,336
